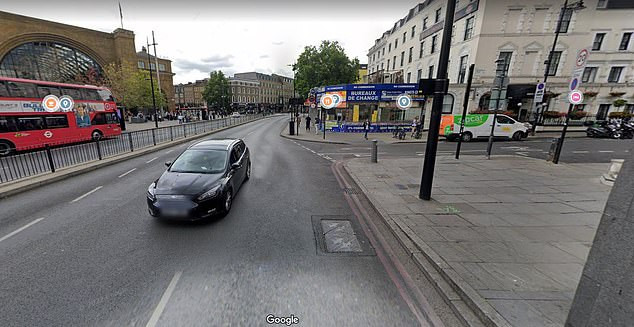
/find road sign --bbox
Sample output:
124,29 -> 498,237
43,130 -> 53,138
310,103 -> 316,109
320,94 -> 336,109
569,48 -> 590,91
568,90 -> 584,105
396,94 -> 412,110
59,96 -> 74,112
42,95 -> 60,112
534,82 -> 546,103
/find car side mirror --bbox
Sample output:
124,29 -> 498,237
165,161 -> 172,167
231,162 -> 240,170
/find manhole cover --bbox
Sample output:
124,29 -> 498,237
311,216 -> 375,256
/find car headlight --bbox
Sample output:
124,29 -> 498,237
147,182 -> 156,201
197,185 -> 221,201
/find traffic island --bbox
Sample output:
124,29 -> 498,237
343,155 -> 612,326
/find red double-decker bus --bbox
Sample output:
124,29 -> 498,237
0,77 -> 121,156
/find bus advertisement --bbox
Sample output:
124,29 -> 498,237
0,77 -> 121,156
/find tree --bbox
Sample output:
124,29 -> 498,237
202,71 -> 232,112
102,62 -> 164,111
293,40 -> 360,98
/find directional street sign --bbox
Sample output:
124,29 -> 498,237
569,90 -> 584,105
569,48 -> 590,92
396,94 -> 412,110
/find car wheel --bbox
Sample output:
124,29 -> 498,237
512,131 -> 523,141
461,132 -> 473,142
92,130 -> 103,141
612,132 -> 622,139
0,140 -> 14,156
220,189 -> 232,215
244,161 -> 251,181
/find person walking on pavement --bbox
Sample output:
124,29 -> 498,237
314,116 -> 320,134
305,116 -> 311,131
363,119 -> 371,140
295,114 -> 301,135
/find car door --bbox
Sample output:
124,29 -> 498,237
495,115 -> 514,138
228,145 -> 243,190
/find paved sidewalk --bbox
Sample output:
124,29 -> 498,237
281,123 -> 587,145
123,119 -> 181,132
343,155 -> 612,326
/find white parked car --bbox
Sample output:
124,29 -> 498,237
231,112 -> 241,118
442,114 -> 531,142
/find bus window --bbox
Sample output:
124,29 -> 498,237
0,81 -> 10,97
105,112 -> 119,124
61,87 -> 82,100
36,85 -> 62,98
7,82 -> 38,98
82,89 -> 101,101
44,115 -> 69,129
16,116 -> 45,131
91,113 -> 106,125
97,89 -> 115,101
0,116 -> 18,133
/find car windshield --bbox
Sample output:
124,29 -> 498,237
169,150 -> 226,174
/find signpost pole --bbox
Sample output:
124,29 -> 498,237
553,103 -> 574,164
456,64 -> 475,160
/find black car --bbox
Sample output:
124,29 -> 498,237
147,139 -> 251,220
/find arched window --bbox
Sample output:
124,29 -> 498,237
0,42 -> 103,83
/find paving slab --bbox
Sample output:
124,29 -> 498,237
343,155 -> 611,326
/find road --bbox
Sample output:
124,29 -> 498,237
296,136 -> 632,164
0,115 -> 459,326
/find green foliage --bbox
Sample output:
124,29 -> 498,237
569,110 -> 588,120
608,111 -> 632,119
102,62 -> 165,110
613,98 -> 628,108
293,40 -> 360,98
202,71 -> 232,111
542,111 -> 566,118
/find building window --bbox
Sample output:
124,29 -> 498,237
138,61 -> 145,69
400,51 -> 405,66
592,33 -> 605,51
547,51 -> 562,76
403,32 -> 407,43
597,104 -> 610,120
392,56 -> 396,69
387,59 -> 391,70
389,43 -> 392,52
408,47 -> 413,63
372,54 -> 376,62
382,47 -> 385,56
159,64 -> 166,71
381,63 -> 384,70
431,35 -> 438,53
619,32 -> 632,50
395,39 -> 398,49
557,8 -> 573,33
582,67 -> 598,83
419,42 -> 425,58
597,0 -> 607,8
458,55 -> 468,84
428,65 -> 435,78
407,72 -> 412,83
608,66 -> 624,83
442,94 -> 454,114
435,7 -> 442,23
423,17 -> 428,30
417,69 -> 422,81
464,17 -> 475,40
497,51 -> 512,75
411,26 -> 416,37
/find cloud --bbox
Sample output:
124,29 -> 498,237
272,41 -> 284,46
200,54 -> 234,64
173,55 -> 234,75
259,54 -> 269,59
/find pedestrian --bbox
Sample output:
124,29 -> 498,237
411,117 -> 419,138
314,116 -> 320,134
305,116 -> 312,131
295,114 -> 301,134
363,119 -> 371,140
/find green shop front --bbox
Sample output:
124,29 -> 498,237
314,84 -> 426,132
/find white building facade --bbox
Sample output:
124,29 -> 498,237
367,0 -> 634,123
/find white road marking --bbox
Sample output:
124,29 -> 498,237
572,151 -> 589,154
246,130 -> 256,136
0,218 -> 44,243
118,168 -> 137,178
599,150 -> 614,153
166,150 -> 174,154
70,186 -> 103,203
146,157 -> 158,163
145,271 -> 183,327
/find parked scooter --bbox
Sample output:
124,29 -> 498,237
586,120 -> 623,139
620,120 -> 634,139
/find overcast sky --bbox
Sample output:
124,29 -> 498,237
3,0 -> 419,83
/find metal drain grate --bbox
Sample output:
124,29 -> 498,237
343,188 -> 360,194
311,216 -> 375,256
376,174 -> 391,178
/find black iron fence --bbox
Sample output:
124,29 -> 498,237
0,114 -> 265,185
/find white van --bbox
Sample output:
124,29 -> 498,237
441,114 -> 531,142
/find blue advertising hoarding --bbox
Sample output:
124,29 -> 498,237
320,83 -> 423,102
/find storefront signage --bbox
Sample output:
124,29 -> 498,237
347,90 -> 380,102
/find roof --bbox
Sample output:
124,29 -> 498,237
188,139 -> 240,150
0,76 -> 109,90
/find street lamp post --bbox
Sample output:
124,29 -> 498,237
531,0 -> 585,135
486,58 -> 508,159
146,39 -> 158,128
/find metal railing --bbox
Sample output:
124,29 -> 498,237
0,114 -> 266,185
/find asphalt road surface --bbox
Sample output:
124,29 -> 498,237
298,136 -> 632,164
0,115 -> 460,326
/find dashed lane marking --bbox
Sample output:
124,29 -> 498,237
145,271 -> 183,327
146,157 -> 158,163
118,168 -> 137,178
70,186 -> 103,203
0,218 -> 45,243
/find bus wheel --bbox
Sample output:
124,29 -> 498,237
461,132 -> 473,142
91,130 -> 103,141
0,140 -> 15,156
